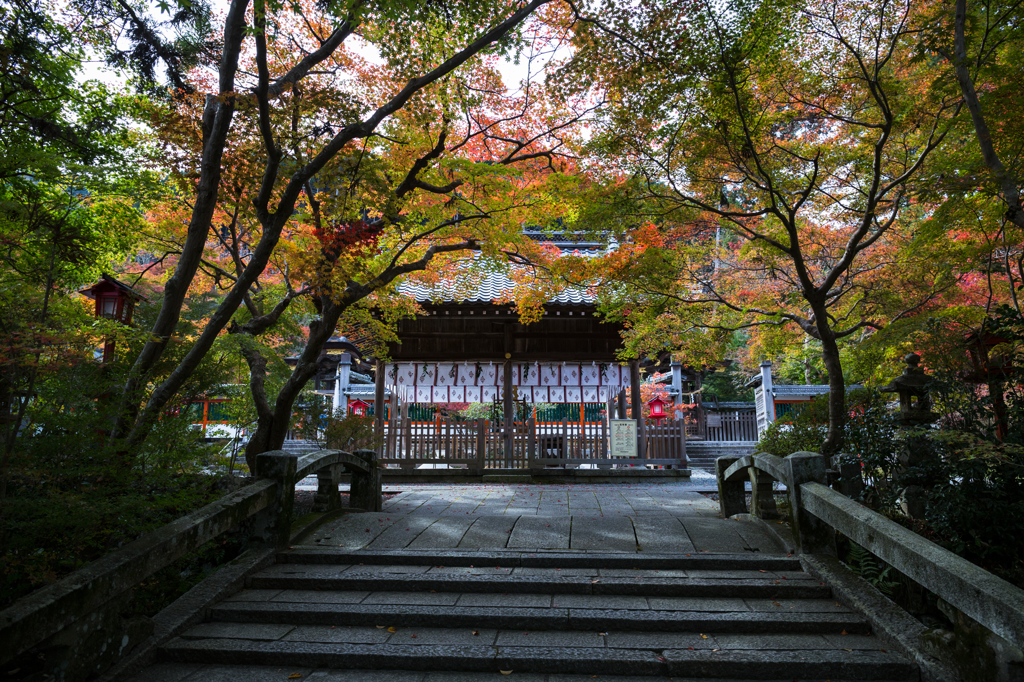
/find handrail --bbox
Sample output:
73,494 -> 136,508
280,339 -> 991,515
714,451 -> 1024,649
801,481 -> 1024,647
0,448 -> 381,680
0,480 -> 278,669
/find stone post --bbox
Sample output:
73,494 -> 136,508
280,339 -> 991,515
749,467 -> 780,519
715,455 -> 747,517
350,449 -> 382,512
783,451 -> 835,555
313,464 -> 343,512
760,361 -> 776,425
255,451 -> 298,547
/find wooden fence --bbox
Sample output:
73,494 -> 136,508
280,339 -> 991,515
684,411 -> 758,442
381,417 -> 686,469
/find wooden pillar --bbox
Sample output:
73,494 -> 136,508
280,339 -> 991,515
503,357 -> 513,468
374,359 -> 385,446
630,359 -> 646,458
617,388 -> 627,420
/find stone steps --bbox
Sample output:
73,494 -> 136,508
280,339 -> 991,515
160,638 -> 914,679
153,551 -> 918,680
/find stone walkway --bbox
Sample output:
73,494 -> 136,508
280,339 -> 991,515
303,483 -> 784,555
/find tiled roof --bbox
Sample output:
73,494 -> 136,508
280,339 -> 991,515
397,250 -> 597,305
397,274 -> 593,305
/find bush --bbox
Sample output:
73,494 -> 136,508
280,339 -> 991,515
756,381 -> 1023,585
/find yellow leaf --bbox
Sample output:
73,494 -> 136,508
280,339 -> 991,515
699,634 -> 708,639
387,627 -> 397,633
500,671 -> 513,675
288,675 -> 303,679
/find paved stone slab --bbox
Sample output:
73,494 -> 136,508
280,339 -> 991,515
604,631 -> 717,650
508,516 -> 571,550
631,516 -> 695,554
422,674 -> 544,682
361,591 -> 461,606
495,630 -> 605,647
124,663 -> 202,682
309,671 -> 424,682
407,516 -> 476,548
178,665 -> 315,682
597,568 -> 688,578
313,513 -> 395,548
744,598 -> 854,612
224,589 -> 282,602
822,633 -> 891,649
427,566 -> 514,575
493,646 -> 666,676
713,633 -> 831,649
366,515 -> 439,549
731,519 -> 785,554
646,597 -> 748,612
269,590 -> 369,604
678,517 -> 755,554
550,594 -> 649,610
457,593 -> 553,608
458,515 -> 518,549
282,625 -> 391,644
184,623 -> 295,641
570,516 -> 637,552
386,627 -> 499,646
342,564 -> 433,574
515,567 -> 599,577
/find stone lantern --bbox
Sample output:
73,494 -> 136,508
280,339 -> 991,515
880,353 -> 938,518
880,353 -> 937,426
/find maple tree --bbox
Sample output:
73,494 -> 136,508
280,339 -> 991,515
126,0 -> 596,467
556,0 -> 963,452
76,0 -> 603,462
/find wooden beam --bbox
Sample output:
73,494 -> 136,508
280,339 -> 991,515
503,357 -> 513,467
630,360 -> 646,458
374,359 -> 385,443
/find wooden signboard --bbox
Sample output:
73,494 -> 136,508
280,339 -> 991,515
609,419 -> 638,458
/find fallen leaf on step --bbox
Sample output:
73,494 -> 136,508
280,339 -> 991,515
376,626 -> 386,629
472,631 -> 480,636
430,590 -> 437,593
591,580 -> 600,584
500,671 -> 513,675
388,627 -> 397,633
843,648 -> 851,651
288,675 -> 302,679
699,634 -> 708,639
758,569 -> 766,573
840,630 -> 848,635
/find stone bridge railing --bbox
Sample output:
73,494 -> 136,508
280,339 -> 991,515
0,448 -> 381,682
715,451 -> 1024,653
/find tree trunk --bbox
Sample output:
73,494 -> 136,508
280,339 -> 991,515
818,327 -> 846,456
244,299 -> 345,470
953,0 -> 1024,229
